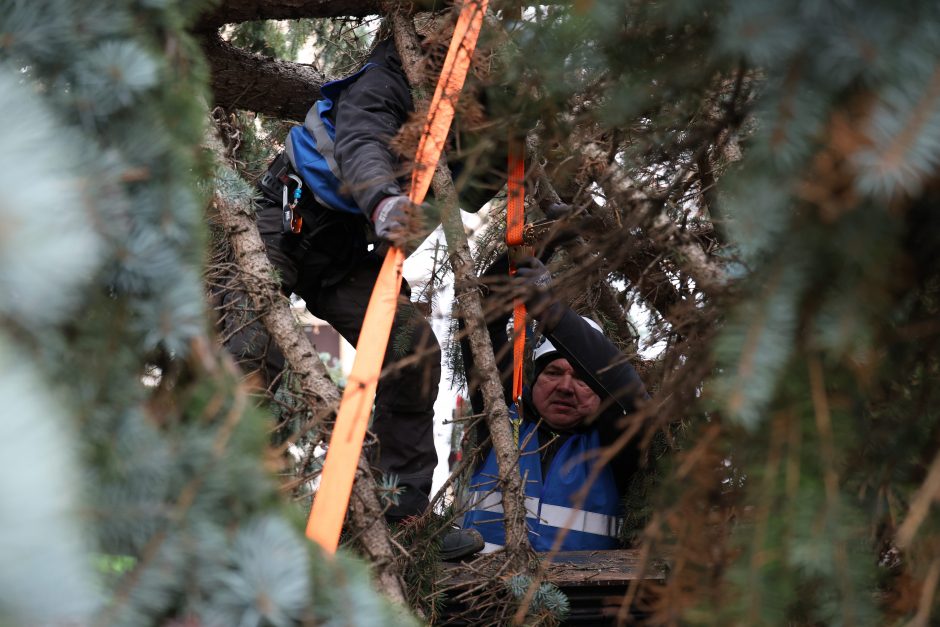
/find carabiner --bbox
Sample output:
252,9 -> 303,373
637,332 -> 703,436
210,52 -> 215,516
281,174 -> 304,234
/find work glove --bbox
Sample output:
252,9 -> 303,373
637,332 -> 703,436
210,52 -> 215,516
514,256 -> 564,329
535,201 -> 582,256
541,201 -> 573,221
372,195 -> 413,249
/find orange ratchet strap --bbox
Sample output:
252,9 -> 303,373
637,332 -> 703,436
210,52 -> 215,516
306,0 -> 490,555
507,139 -> 526,446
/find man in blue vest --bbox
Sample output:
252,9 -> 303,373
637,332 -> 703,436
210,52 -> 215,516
222,34 -> 499,560
461,256 -> 648,553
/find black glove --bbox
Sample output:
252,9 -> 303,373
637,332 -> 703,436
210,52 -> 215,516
542,201 -> 573,220
535,201 -> 582,256
372,195 -> 412,248
514,256 -> 563,326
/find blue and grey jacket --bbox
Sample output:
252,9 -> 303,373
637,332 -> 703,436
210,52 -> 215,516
285,63 -> 378,215
458,259 -> 650,552
463,413 -> 622,552
283,38 -> 500,220
280,39 -> 414,220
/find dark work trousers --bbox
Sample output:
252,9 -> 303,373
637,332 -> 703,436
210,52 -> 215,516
225,196 -> 441,521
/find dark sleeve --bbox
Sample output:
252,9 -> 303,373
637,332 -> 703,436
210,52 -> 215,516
448,126 -> 510,214
459,254 -> 515,419
543,308 -> 648,422
332,46 -> 413,217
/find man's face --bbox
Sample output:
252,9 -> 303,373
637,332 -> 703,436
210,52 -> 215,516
531,358 -> 600,431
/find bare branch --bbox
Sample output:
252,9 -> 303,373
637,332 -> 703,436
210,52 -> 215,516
579,140 -> 728,295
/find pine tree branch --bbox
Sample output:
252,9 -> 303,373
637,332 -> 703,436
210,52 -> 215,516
578,140 -> 728,295
209,205 -> 340,411
897,444 -> 940,550
530,142 -> 688,329
100,337 -> 250,626
205,119 -> 410,605
349,457 -> 412,608
201,32 -> 326,122
872,64 -> 940,183
389,11 -> 533,567
527,145 -> 641,345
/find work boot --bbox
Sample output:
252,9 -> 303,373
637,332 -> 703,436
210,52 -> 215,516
439,527 -> 484,561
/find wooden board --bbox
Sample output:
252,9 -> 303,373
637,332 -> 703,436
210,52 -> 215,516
441,549 -> 666,586
438,550 -> 666,625
541,550 -> 667,586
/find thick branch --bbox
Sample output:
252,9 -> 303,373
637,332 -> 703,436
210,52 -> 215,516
206,121 -> 409,605
349,457 -> 411,607
390,13 -> 532,567
211,208 -> 339,408
196,0 -> 383,32
202,32 -> 325,122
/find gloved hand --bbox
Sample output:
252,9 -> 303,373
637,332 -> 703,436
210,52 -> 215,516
541,201 -> 573,221
536,200 -> 581,255
372,195 -> 413,248
514,256 -> 563,327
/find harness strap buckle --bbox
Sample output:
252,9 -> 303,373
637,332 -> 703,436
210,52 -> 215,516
260,152 -> 291,199
510,396 -> 524,448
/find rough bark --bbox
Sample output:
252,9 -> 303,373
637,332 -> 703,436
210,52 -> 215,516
195,0 -> 385,32
389,12 -> 533,567
349,457 -> 411,607
202,32 -> 325,122
206,119 -> 409,606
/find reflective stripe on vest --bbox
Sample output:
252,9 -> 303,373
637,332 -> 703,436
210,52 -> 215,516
466,491 -> 619,539
284,63 -> 377,215
465,490 -> 541,519
463,416 -> 622,552
539,502 -> 619,538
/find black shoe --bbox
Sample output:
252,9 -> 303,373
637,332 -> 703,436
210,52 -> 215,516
439,527 -> 484,561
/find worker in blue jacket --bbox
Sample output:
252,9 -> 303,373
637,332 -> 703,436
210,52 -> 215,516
461,256 -> 648,553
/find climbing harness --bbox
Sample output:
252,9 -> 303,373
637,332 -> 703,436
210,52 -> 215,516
306,0 -> 490,555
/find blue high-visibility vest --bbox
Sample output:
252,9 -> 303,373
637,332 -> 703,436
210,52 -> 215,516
462,409 -> 622,552
284,63 -> 377,215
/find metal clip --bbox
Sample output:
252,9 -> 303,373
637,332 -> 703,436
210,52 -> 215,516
281,174 -> 304,234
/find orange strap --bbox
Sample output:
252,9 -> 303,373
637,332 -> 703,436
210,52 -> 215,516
306,0 -> 490,555
507,139 -> 525,441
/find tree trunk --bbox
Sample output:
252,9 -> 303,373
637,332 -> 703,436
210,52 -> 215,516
206,119 -> 410,606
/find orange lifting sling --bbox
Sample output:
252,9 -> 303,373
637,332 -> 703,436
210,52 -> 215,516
506,140 -> 526,444
306,0 -> 490,554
